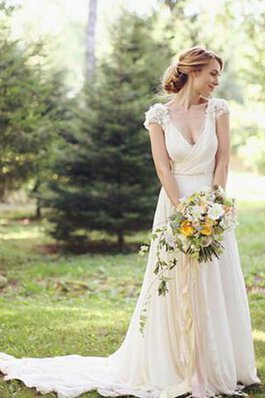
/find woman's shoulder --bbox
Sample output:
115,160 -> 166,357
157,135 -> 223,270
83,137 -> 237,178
210,97 -> 230,119
144,102 -> 168,116
143,102 -> 169,131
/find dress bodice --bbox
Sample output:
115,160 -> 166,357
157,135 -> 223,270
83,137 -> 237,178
143,98 -> 230,176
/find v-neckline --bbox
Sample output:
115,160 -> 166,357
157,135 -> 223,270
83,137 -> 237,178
164,98 -> 212,148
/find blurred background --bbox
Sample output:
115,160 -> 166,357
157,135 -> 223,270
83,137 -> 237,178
0,0 -> 265,250
0,3 -> 264,396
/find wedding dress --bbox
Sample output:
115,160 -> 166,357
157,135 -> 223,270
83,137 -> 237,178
0,97 -> 261,398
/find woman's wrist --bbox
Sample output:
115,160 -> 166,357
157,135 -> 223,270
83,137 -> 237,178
172,200 -> 180,209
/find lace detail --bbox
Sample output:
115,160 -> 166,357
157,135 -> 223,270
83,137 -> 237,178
144,99 -> 221,132
213,98 -> 230,120
143,103 -> 170,131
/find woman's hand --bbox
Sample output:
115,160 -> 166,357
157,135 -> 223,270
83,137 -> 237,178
172,200 -> 180,210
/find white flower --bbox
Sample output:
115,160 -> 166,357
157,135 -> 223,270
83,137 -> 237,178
220,212 -> 238,229
164,223 -> 176,247
208,203 -> 225,220
165,222 -> 173,236
190,205 -> 204,221
186,213 -> 194,222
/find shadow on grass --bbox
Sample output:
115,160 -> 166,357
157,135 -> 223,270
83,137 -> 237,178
36,240 -> 141,255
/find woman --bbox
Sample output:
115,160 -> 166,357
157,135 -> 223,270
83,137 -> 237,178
0,46 -> 261,398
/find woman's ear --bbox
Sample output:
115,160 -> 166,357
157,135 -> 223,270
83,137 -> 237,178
193,72 -> 196,79
191,70 -> 198,79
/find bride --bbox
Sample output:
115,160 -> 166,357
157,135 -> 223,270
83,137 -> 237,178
0,46 -> 261,398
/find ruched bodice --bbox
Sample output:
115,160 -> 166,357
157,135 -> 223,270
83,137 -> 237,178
143,97 -> 229,177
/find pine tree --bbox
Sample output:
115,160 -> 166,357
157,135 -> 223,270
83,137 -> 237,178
0,4 -> 68,206
45,11 -> 171,251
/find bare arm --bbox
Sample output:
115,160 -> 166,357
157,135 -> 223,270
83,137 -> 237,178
147,122 -> 180,208
213,112 -> 230,190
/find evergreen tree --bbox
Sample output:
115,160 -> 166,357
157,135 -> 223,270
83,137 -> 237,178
0,4 -> 69,210
44,11 -> 171,251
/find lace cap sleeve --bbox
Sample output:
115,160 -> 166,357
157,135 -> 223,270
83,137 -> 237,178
215,98 -> 230,119
143,103 -> 167,131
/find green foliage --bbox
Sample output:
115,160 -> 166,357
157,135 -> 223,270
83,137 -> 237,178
43,11 -> 172,249
238,133 -> 265,175
0,8 -> 69,204
241,5 -> 265,102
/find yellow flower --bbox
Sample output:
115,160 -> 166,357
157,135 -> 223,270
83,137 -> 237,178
180,220 -> 195,236
201,224 -> 212,235
205,216 -> 214,226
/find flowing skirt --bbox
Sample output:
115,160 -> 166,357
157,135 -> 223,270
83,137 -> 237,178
0,173 -> 261,398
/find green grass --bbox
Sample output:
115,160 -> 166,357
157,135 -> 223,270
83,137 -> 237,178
0,200 -> 264,397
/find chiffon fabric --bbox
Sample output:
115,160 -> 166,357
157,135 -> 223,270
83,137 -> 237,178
0,97 -> 261,398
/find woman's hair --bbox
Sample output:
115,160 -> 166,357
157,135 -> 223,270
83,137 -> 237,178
162,46 -> 223,94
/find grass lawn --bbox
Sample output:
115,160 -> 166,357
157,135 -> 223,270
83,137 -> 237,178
0,200 -> 264,397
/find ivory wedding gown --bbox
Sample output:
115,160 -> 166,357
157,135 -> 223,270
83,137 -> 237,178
0,97 -> 261,398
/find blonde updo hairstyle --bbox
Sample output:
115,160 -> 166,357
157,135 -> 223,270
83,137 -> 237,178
162,46 -> 223,94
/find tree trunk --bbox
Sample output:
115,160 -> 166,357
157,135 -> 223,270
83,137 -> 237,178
35,197 -> 41,219
86,0 -> 98,81
117,232 -> 125,252
32,179 -> 41,219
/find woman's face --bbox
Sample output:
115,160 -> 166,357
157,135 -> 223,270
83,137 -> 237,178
192,58 -> 221,96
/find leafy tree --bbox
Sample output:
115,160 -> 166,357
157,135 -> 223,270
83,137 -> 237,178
241,3 -> 265,102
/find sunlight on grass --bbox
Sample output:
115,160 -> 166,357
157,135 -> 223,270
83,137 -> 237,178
0,227 -> 43,240
253,329 -> 265,342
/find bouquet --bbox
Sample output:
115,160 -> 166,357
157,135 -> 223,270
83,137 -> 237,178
138,184 -> 238,335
